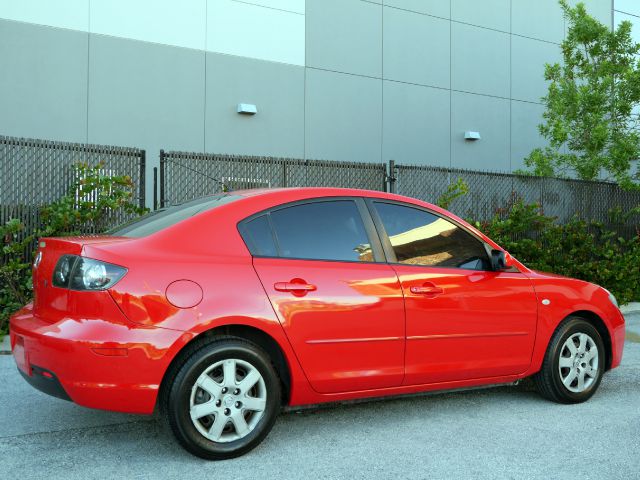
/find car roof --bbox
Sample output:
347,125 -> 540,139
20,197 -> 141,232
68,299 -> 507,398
230,186 -> 406,201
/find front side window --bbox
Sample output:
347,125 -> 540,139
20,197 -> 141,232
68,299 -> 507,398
374,202 -> 489,270
268,200 -> 373,262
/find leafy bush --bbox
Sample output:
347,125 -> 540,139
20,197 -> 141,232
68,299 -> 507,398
477,199 -> 640,304
0,163 -> 145,335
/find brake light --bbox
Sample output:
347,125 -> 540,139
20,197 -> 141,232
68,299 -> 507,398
52,255 -> 127,290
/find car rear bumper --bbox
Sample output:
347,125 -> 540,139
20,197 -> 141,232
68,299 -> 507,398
9,303 -> 189,414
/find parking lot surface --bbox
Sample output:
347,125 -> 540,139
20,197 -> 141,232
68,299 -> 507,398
1,313 -> 639,480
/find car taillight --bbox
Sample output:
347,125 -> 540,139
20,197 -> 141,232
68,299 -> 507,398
52,255 -> 127,290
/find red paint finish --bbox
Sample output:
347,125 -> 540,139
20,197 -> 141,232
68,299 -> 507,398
165,280 -> 203,309
395,267 -> 538,384
252,258 -> 405,393
9,187 -> 625,415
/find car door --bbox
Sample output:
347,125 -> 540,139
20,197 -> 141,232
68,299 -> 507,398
367,199 -> 538,385
239,198 -> 406,394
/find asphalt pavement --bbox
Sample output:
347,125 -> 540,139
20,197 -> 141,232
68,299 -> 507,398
1,313 -> 639,480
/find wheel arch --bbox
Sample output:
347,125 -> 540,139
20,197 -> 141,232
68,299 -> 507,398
159,323 -> 292,407
567,310 -> 613,371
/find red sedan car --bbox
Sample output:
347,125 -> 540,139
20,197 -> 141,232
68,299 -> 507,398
10,188 -> 625,459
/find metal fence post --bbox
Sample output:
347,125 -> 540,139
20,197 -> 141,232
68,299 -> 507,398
387,160 -> 397,194
159,149 -> 165,208
139,150 -> 146,210
153,167 -> 158,211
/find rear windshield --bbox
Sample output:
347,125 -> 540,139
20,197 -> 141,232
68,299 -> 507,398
109,194 -> 241,237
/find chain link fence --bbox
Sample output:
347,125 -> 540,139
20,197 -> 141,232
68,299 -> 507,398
1,135 -> 145,244
392,163 -> 640,223
159,151 -> 386,207
159,150 -> 639,237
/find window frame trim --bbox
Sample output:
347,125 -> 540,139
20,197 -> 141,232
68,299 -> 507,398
237,196 -> 386,264
364,197 -> 495,272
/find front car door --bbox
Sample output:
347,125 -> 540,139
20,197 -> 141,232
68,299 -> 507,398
367,199 -> 538,385
239,198 -> 406,394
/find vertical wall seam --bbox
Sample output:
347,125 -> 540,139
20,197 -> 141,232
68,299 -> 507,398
303,0 -> 307,160
380,3 -> 384,165
85,0 -> 91,145
449,0 -> 452,173
204,0 -> 208,153
509,0 -> 512,172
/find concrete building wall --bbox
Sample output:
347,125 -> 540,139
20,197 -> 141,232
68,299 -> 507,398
0,0 -> 617,206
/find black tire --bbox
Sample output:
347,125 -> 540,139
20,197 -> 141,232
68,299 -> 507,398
161,336 -> 281,460
534,316 -> 605,404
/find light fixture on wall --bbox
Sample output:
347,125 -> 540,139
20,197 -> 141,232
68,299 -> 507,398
464,131 -> 481,141
237,103 -> 257,115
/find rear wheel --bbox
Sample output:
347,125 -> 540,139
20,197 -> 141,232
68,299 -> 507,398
534,316 -> 605,404
162,337 -> 281,460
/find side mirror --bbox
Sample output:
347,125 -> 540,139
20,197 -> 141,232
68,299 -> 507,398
490,249 -> 507,271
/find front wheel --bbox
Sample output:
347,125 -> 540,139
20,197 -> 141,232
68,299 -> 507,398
534,316 -> 605,404
162,337 -> 282,460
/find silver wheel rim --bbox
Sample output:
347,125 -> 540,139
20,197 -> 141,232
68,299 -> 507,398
558,333 -> 599,393
190,358 -> 267,443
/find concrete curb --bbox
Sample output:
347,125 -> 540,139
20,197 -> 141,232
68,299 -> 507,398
0,335 -> 10,355
620,302 -> 640,315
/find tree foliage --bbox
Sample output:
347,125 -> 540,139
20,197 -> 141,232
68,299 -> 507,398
525,0 -> 640,188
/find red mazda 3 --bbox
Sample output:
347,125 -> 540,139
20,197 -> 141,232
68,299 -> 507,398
10,188 -> 625,459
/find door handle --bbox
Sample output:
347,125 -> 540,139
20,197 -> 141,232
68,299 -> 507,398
410,284 -> 444,296
274,279 -> 317,294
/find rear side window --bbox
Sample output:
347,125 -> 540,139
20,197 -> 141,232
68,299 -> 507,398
271,201 -> 372,262
374,202 -> 490,270
238,215 -> 278,257
243,200 -> 373,262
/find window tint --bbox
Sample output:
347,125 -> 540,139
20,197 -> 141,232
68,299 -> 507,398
239,215 -> 278,257
109,194 -> 241,237
374,202 -> 489,270
269,201 -> 373,262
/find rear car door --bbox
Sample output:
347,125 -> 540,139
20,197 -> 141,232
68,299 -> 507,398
239,198 -> 406,394
368,200 -> 538,385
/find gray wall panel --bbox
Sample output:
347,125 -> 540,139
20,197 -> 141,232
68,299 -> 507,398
383,7 -> 450,88
452,22 -> 510,98
305,69 -> 382,162
511,100 -> 545,171
205,53 -> 304,158
616,0 -> 640,16
569,0 -> 612,27
383,81 -> 450,167
451,91 -> 510,171
87,34 -> 205,205
512,0 -> 564,43
511,36 -> 559,103
451,0 -> 510,32
0,20 -> 88,143
306,0 -> 382,77
383,0 -> 450,19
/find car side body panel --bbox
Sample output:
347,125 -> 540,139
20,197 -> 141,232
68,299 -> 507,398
9,187 -> 625,414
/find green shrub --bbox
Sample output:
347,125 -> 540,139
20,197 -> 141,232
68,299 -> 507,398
0,163 -> 146,335
477,199 -> 640,304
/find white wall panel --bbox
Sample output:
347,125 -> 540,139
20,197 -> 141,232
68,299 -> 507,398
207,0 -> 305,65
0,0 -> 88,31
243,0 -> 305,14
90,0 -> 206,50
